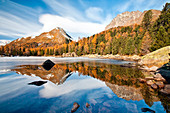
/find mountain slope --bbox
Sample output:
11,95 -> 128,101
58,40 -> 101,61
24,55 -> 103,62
105,9 -> 161,30
11,27 -> 71,47
1,27 -> 72,56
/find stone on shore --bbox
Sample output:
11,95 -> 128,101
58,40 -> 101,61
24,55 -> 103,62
153,73 -> 162,78
62,52 -> 77,57
155,82 -> 164,89
159,84 -> 170,95
145,77 -> 154,80
146,80 -> 154,86
138,78 -> 146,83
153,73 -> 166,82
151,84 -> 158,89
71,102 -> 80,112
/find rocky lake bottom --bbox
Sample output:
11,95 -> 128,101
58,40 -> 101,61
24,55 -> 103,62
0,57 -> 169,113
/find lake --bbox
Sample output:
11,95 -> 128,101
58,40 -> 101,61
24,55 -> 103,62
0,57 -> 169,113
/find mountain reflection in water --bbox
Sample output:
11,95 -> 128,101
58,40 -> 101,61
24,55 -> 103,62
12,61 -> 169,112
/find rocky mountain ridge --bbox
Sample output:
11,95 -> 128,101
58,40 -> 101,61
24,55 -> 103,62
6,27 -> 70,49
12,27 -> 72,46
105,9 -> 161,30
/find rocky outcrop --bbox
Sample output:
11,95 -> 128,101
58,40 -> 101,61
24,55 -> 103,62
106,82 -> 143,101
105,10 -> 161,30
139,46 -> 170,67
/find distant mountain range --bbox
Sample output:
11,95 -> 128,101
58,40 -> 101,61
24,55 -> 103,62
0,40 -> 11,46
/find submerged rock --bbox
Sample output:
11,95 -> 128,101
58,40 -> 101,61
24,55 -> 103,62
106,82 -> 143,101
28,81 -> 47,86
71,102 -> 80,112
141,108 -> 155,113
42,59 -> 55,71
86,103 -> 90,108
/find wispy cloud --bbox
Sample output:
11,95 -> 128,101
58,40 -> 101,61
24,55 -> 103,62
0,0 -> 42,39
42,0 -> 85,21
0,11 -> 41,37
0,0 -> 168,40
114,0 -> 167,13
85,7 -> 104,23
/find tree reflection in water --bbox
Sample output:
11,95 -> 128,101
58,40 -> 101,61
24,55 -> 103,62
12,61 -> 169,112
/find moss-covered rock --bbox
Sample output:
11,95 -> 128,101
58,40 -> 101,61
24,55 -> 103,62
139,46 -> 170,67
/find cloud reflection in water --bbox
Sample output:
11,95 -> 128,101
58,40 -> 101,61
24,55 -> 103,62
39,72 -> 106,98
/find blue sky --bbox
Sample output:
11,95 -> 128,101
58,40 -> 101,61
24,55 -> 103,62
0,0 -> 168,41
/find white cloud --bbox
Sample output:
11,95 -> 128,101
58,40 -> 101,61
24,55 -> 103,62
85,7 -> 104,22
42,0 -> 85,21
38,14 -> 106,39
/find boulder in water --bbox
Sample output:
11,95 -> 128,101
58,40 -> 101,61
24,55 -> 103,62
42,59 -> 55,71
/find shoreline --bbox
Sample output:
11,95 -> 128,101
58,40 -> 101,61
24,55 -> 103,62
0,54 -> 167,72
81,54 -> 141,62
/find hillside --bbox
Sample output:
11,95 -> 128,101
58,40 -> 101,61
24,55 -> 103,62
72,3 -> 169,56
0,3 -> 169,57
0,27 -> 72,56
